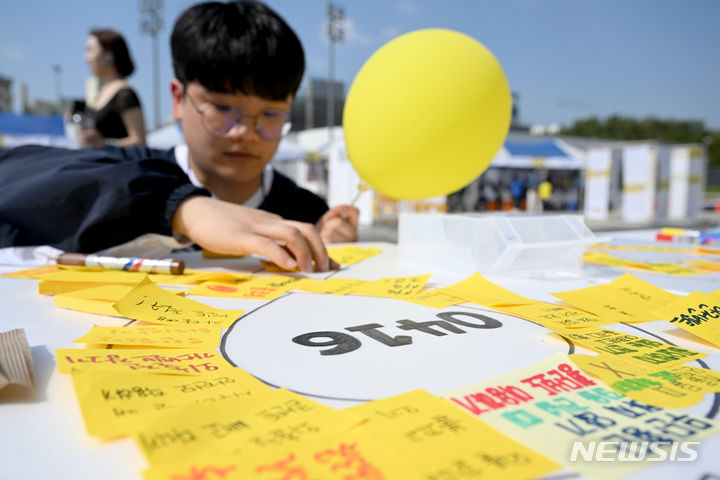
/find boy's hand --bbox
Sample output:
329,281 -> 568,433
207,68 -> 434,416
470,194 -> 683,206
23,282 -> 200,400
316,205 -> 359,244
172,196 -> 330,272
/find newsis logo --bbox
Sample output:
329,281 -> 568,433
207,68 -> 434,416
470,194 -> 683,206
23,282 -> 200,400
569,441 -> 700,462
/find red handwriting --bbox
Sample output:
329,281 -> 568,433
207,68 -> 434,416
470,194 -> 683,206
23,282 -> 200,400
170,465 -> 237,480
520,363 -> 595,396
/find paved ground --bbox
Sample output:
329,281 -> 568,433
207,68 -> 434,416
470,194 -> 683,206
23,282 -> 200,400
357,210 -> 720,243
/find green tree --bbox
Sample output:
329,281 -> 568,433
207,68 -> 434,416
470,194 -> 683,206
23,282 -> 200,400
561,115 -> 719,165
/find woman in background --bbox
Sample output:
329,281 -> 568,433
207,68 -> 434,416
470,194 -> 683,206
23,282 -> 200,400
79,28 -> 146,146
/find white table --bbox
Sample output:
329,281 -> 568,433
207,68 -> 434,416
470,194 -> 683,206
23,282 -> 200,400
1,236 -> 719,479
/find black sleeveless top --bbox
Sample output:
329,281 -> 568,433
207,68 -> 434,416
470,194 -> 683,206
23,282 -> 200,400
91,87 -> 142,139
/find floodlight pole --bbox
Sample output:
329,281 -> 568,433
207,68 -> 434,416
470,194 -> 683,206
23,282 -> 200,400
139,0 -> 163,129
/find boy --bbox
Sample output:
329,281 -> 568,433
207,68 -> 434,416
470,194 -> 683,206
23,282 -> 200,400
0,1 -> 357,273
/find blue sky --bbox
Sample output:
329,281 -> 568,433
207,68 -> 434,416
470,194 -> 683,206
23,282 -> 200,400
1,0 -> 719,130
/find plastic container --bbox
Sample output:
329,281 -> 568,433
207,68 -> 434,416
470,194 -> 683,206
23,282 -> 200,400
398,212 -> 595,273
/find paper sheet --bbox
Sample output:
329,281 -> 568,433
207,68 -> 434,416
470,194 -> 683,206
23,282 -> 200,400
442,353 -> 720,480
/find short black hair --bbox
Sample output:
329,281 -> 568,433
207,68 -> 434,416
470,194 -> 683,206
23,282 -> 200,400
171,0 -> 305,101
91,29 -> 135,78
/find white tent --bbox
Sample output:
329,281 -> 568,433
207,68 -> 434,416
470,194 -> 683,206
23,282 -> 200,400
490,140 -> 584,169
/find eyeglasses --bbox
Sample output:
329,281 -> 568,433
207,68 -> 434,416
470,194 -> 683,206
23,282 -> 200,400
185,90 -> 291,141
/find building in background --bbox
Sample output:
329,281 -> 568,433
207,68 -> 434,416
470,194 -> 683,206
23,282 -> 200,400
0,75 -> 12,112
18,83 -> 70,115
291,78 -> 345,131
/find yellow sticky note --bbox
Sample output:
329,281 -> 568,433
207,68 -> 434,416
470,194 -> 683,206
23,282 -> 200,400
259,259 -> 301,273
569,353 -> 704,408
113,277 -> 243,328
686,260 -> 720,272
350,273 -> 431,298
326,245 -> 382,266
72,325 -> 222,348
662,365 -> 720,393
71,368 -> 271,438
41,270 -> 146,283
58,284 -> 135,301
695,245 -> 720,256
401,289 -> 465,308
187,275 -> 313,300
582,251 -> 652,270
143,429 -> 409,480
605,273 -> 680,306
554,327 -> 708,368
37,269 -> 243,295
55,296 -> 126,317
643,262 -> 708,276
54,284 -> 136,317
298,277 -> 369,295
156,270 -> 255,286
56,348 -> 234,375
551,285 -> 658,323
0,264 -> 67,279
650,291 -> 720,348
437,273 -> 533,307
442,353 -> 720,480
133,388 -> 360,467
347,389 -> 559,479
498,302 -> 612,329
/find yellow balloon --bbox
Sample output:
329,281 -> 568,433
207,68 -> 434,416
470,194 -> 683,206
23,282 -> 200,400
343,29 -> 511,200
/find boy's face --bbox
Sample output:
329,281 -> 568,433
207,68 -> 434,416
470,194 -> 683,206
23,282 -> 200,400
171,80 -> 292,189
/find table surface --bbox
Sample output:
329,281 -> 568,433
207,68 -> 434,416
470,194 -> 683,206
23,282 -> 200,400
1,232 -> 719,480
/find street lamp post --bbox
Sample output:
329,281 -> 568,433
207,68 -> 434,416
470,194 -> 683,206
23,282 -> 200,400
139,0 -> 163,130
52,64 -> 62,108
326,2 -> 344,143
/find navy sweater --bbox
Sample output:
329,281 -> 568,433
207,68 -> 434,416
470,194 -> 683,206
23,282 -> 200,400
0,145 -> 328,252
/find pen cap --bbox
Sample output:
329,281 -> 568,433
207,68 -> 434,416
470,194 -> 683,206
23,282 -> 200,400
170,260 -> 185,275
